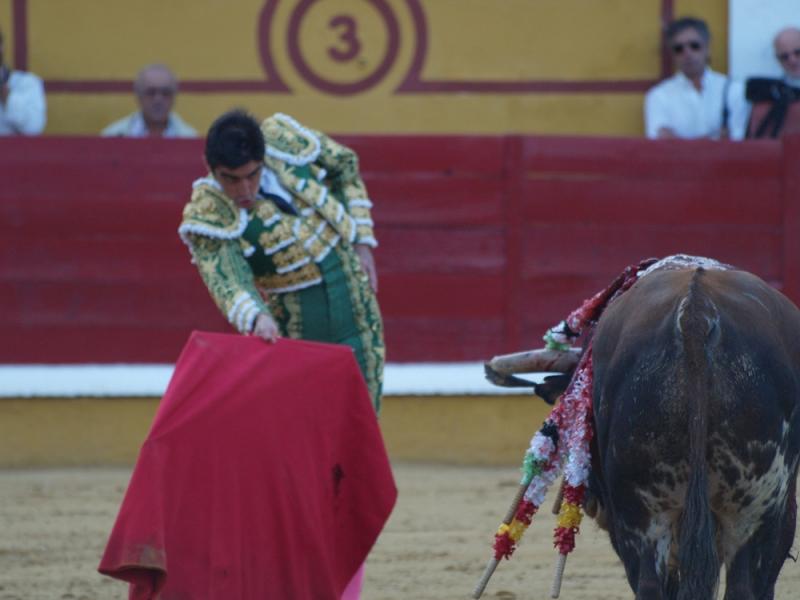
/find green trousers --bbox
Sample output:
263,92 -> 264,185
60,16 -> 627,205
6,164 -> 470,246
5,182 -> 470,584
268,245 -> 385,412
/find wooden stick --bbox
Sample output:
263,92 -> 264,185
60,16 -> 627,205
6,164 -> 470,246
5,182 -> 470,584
550,553 -> 568,598
486,347 -> 581,376
472,482 -> 530,599
472,557 -> 499,599
502,482 -> 529,523
551,478 -> 565,515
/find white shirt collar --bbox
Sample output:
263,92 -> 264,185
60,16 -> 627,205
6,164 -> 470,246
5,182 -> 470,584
258,168 -> 293,204
129,112 -> 183,137
675,67 -> 712,91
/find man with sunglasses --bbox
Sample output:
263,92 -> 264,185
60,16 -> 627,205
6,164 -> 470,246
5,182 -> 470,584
102,64 -> 197,137
644,17 -> 748,140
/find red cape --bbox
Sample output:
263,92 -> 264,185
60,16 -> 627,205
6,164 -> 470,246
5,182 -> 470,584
99,331 -> 397,599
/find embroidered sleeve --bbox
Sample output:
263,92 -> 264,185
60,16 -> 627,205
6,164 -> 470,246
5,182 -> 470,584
186,234 -> 271,334
314,130 -> 378,248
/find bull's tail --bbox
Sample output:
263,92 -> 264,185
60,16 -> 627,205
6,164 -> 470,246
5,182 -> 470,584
675,268 -> 720,600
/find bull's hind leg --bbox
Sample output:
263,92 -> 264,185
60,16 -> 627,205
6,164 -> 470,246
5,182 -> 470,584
609,527 -> 669,600
723,496 -> 795,600
721,467 -> 798,600
634,554 -> 666,600
722,544 -> 756,600
600,452 -> 682,598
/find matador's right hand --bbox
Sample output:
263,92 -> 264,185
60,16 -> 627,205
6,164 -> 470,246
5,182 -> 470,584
251,313 -> 280,343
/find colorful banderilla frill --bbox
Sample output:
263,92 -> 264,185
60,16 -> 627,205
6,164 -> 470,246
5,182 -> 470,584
474,258 -> 657,599
491,347 -> 594,564
492,422 -> 559,560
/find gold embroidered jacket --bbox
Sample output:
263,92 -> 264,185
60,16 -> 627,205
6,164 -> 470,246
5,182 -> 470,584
178,113 -> 377,334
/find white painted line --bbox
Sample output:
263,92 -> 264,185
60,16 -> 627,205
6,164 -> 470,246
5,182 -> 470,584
0,363 -> 549,398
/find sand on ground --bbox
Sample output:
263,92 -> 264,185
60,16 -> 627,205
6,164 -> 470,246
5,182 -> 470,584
0,464 -> 797,600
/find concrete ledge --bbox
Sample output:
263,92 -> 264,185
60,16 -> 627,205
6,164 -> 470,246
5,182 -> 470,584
380,394 -> 551,465
0,364 -> 552,467
0,394 -> 552,468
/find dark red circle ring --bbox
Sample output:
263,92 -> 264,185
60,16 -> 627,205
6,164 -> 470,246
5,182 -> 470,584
287,0 -> 400,95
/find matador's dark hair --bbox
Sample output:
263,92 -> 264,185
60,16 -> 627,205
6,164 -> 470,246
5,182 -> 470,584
204,109 -> 265,170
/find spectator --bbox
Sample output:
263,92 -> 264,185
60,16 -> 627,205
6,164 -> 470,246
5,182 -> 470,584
102,64 -> 196,137
775,27 -> 800,85
644,17 -> 749,140
745,27 -> 800,138
0,26 -> 46,135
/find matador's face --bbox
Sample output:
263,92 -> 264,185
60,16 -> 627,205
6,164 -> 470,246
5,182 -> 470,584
212,161 -> 263,209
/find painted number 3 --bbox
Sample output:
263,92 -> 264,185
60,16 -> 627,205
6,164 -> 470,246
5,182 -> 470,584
328,15 -> 361,62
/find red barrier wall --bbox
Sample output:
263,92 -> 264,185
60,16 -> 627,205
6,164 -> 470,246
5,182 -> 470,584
2,135 -> 799,363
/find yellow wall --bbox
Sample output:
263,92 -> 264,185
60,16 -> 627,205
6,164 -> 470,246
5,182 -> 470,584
0,394 -> 553,467
3,0 -> 729,136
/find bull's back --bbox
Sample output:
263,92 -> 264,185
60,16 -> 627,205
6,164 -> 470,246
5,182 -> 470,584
594,267 -> 800,436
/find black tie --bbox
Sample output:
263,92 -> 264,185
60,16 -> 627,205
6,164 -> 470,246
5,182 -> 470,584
259,189 -> 297,215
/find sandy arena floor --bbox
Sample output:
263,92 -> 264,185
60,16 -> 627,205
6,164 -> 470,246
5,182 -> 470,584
0,464 -> 797,600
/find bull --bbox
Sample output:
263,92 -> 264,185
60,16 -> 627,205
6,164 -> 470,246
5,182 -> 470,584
486,260 -> 800,599
590,263 -> 800,599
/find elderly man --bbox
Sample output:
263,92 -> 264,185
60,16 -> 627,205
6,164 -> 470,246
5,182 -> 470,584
102,64 -> 196,137
644,17 -> 749,140
774,27 -> 800,85
745,26 -> 800,138
0,27 -> 46,135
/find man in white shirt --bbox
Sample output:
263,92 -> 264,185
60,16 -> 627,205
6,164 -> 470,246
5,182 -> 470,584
102,64 -> 196,138
644,17 -> 749,140
0,27 -> 46,135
